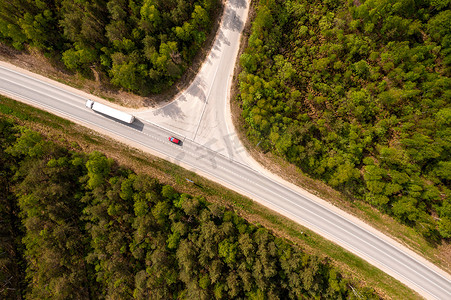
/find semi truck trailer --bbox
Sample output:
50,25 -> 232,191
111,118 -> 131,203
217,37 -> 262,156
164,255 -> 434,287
85,100 -> 135,124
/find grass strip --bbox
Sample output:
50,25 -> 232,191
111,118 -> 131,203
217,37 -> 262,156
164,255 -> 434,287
0,95 -> 421,299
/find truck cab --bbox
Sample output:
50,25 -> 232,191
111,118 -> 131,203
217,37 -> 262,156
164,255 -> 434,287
85,99 -> 94,109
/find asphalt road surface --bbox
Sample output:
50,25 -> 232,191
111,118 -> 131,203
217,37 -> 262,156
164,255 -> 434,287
1,63 -> 451,300
135,0 -> 250,164
1,0 -> 451,297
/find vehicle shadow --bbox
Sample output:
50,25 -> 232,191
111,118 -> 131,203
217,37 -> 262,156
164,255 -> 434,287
94,111 -> 145,131
130,118 -> 145,131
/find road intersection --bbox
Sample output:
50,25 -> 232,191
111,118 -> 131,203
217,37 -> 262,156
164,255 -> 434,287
0,0 -> 450,298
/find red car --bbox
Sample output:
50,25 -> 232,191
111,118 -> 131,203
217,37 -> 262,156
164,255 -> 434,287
168,136 -> 181,144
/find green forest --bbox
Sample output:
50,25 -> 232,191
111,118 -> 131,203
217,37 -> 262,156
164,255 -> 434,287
0,117 -> 378,299
0,0 -> 219,94
238,0 -> 450,240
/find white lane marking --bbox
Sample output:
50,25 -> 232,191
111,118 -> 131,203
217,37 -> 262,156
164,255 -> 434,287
160,126 -> 451,297
4,88 -> 450,298
0,75 -> 85,108
137,116 -> 451,296
2,65 -> 450,298
187,168 -> 444,300
209,167 -> 451,296
0,66 -> 87,102
192,64 -> 221,141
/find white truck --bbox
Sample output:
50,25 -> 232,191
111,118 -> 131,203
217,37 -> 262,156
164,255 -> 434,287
85,100 -> 135,124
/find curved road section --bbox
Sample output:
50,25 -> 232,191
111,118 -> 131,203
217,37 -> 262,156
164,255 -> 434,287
1,63 -> 451,300
1,2 -> 451,300
135,0 -> 250,165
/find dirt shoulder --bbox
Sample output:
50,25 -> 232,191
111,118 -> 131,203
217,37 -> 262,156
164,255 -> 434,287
228,0 -> 451,276
0,1 -> 224,109
0,95 -> 421,299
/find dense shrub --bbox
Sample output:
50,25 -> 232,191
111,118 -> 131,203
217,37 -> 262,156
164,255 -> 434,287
0,118 -> 377,299
239,0 -> 450,240
0,0 -> 219,94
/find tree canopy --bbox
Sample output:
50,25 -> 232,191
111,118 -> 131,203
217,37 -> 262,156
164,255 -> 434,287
0,0 -> 219,94
238,0 -> 450,240
0,116 -> 378,299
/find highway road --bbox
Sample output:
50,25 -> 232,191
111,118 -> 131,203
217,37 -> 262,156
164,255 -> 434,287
2,62 -> 451,300
135,0 -> 250,164
1,0 -> 451,299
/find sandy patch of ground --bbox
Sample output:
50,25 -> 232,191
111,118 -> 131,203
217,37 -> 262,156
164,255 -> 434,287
227,3 -> 451,282
0,1 -> 224,109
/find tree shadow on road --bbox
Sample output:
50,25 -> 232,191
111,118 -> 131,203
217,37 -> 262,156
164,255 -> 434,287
229,0 -> 247,9
186,76 -> 207,103
223,8 -> 244,32
152,102 -> 186,120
